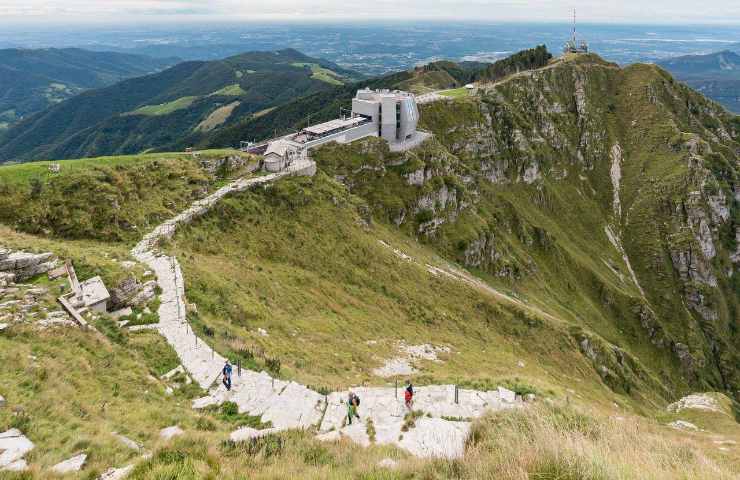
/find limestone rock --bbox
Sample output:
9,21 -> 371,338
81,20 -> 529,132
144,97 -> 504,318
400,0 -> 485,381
159,426 -> 184,440
230,427 -> 281,442
498,386 -> 516,403
667,394 -> 722,414
398,418 -> 471,458
113,433 -> 142,451
669,420 -> 699,431
4,459 -> 27,471
52,453 -> 87,473
0,429 -> 34,470
315,430 -> 341,442
99,465 -> 134,480
0,395 -> 5,407
377,457 -> 399,468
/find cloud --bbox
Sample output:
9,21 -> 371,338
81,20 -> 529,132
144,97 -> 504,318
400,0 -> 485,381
1,0 -> 739,23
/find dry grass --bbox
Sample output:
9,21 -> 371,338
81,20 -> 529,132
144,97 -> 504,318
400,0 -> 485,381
463,404 -> 738,480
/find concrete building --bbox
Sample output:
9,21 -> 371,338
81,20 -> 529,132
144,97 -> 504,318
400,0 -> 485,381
255,89 -> 429,172
351,89 -> 420,145
79,276 -> 111,313
263,140 -> 297,173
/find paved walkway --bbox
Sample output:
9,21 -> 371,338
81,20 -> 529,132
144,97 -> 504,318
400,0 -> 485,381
130,159 -> 522,459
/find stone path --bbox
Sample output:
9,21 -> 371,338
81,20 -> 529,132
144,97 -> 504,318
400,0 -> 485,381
129,159 -> 523,460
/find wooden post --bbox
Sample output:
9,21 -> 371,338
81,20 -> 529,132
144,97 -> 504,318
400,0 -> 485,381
455,384 -> 459,404
238,359 -> 241,377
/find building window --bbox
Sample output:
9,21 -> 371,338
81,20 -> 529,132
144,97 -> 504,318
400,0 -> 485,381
396,102 -> 401,139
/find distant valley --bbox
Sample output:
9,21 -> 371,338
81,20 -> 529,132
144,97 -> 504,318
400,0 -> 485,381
658,50 -> 740,113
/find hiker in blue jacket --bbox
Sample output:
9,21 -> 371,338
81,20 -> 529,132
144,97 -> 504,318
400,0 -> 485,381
222,360 -> 233,391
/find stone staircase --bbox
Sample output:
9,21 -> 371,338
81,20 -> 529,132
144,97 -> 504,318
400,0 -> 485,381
130,161 -> 524,459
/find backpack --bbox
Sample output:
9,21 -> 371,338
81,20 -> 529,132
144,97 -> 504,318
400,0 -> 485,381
350,393 -> 360,407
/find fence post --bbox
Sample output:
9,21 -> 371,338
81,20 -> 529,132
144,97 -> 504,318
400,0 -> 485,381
395,379 -> 398,399
455,384 -> 459,404
238,359 -> 241,377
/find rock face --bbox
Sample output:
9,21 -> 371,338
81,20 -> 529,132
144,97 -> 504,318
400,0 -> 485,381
0,248 -> 57,281
110,276 -> 157,309
312,54 -> 740,401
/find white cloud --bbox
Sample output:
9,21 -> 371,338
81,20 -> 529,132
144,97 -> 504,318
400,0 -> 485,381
0,0 -> 739,23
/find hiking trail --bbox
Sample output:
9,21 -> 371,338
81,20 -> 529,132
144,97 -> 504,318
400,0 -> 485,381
129,158 -> 525,462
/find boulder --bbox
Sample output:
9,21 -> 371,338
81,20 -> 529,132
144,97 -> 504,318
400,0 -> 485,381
0,395 -> 5,408
378,458 -> 399,469
230,427 -> 282,442
669,420 -> 699,431
113,433 -> 142,452
0,429 -> 35,470
52,453 -> 87,473
159,426 -> 184,440
99,465 -> 134,480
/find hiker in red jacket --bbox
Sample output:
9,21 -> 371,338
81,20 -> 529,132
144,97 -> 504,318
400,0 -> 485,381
404,380 -> 414,409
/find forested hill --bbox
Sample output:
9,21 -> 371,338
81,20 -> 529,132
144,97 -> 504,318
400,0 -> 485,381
201,45 -> 553,150
0,49 -> 361,163
0,47 -> 178,130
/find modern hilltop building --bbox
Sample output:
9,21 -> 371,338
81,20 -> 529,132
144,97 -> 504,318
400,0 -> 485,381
351,88 -> 420,144
259,89 -> 430,172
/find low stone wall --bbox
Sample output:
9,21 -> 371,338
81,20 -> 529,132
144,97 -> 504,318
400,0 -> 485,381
199,154 -> 261,176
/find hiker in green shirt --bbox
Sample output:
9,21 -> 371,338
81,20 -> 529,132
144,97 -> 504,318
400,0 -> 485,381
347,392 -> 360,425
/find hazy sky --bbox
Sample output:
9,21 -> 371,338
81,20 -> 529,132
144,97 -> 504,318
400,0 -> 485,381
1,0 -> 739,25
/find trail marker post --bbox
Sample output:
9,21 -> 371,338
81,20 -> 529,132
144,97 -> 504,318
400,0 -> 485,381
455,384 -> 459,404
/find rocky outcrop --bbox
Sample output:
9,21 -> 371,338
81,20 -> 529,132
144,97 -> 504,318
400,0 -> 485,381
110,276 -> 157,309
198,154 -> 260,176
0,247 -> 57,281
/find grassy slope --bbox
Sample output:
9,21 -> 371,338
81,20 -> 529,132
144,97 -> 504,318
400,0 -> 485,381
131,96 -> 198,116
166,174 -> 589,396
0,149 -> 254,243
310,54 -> 739,404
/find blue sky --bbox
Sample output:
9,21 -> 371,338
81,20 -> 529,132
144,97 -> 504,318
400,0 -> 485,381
1,0 -> 739,24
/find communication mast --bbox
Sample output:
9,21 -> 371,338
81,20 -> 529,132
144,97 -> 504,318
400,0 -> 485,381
563,8 -> 589,54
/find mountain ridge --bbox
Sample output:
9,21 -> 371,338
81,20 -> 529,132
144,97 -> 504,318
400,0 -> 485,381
0,48 -> 361,163
0,47 -> 179,130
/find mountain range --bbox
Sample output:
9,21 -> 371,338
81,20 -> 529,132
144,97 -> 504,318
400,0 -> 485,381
658,50 -> 740,113
0,49 -> 361,163
0,46 -> 554,164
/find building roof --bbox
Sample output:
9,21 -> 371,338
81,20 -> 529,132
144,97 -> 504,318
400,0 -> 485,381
79,276 -> 110,307
264,139 -> 295,157
302,117 -> 367,136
